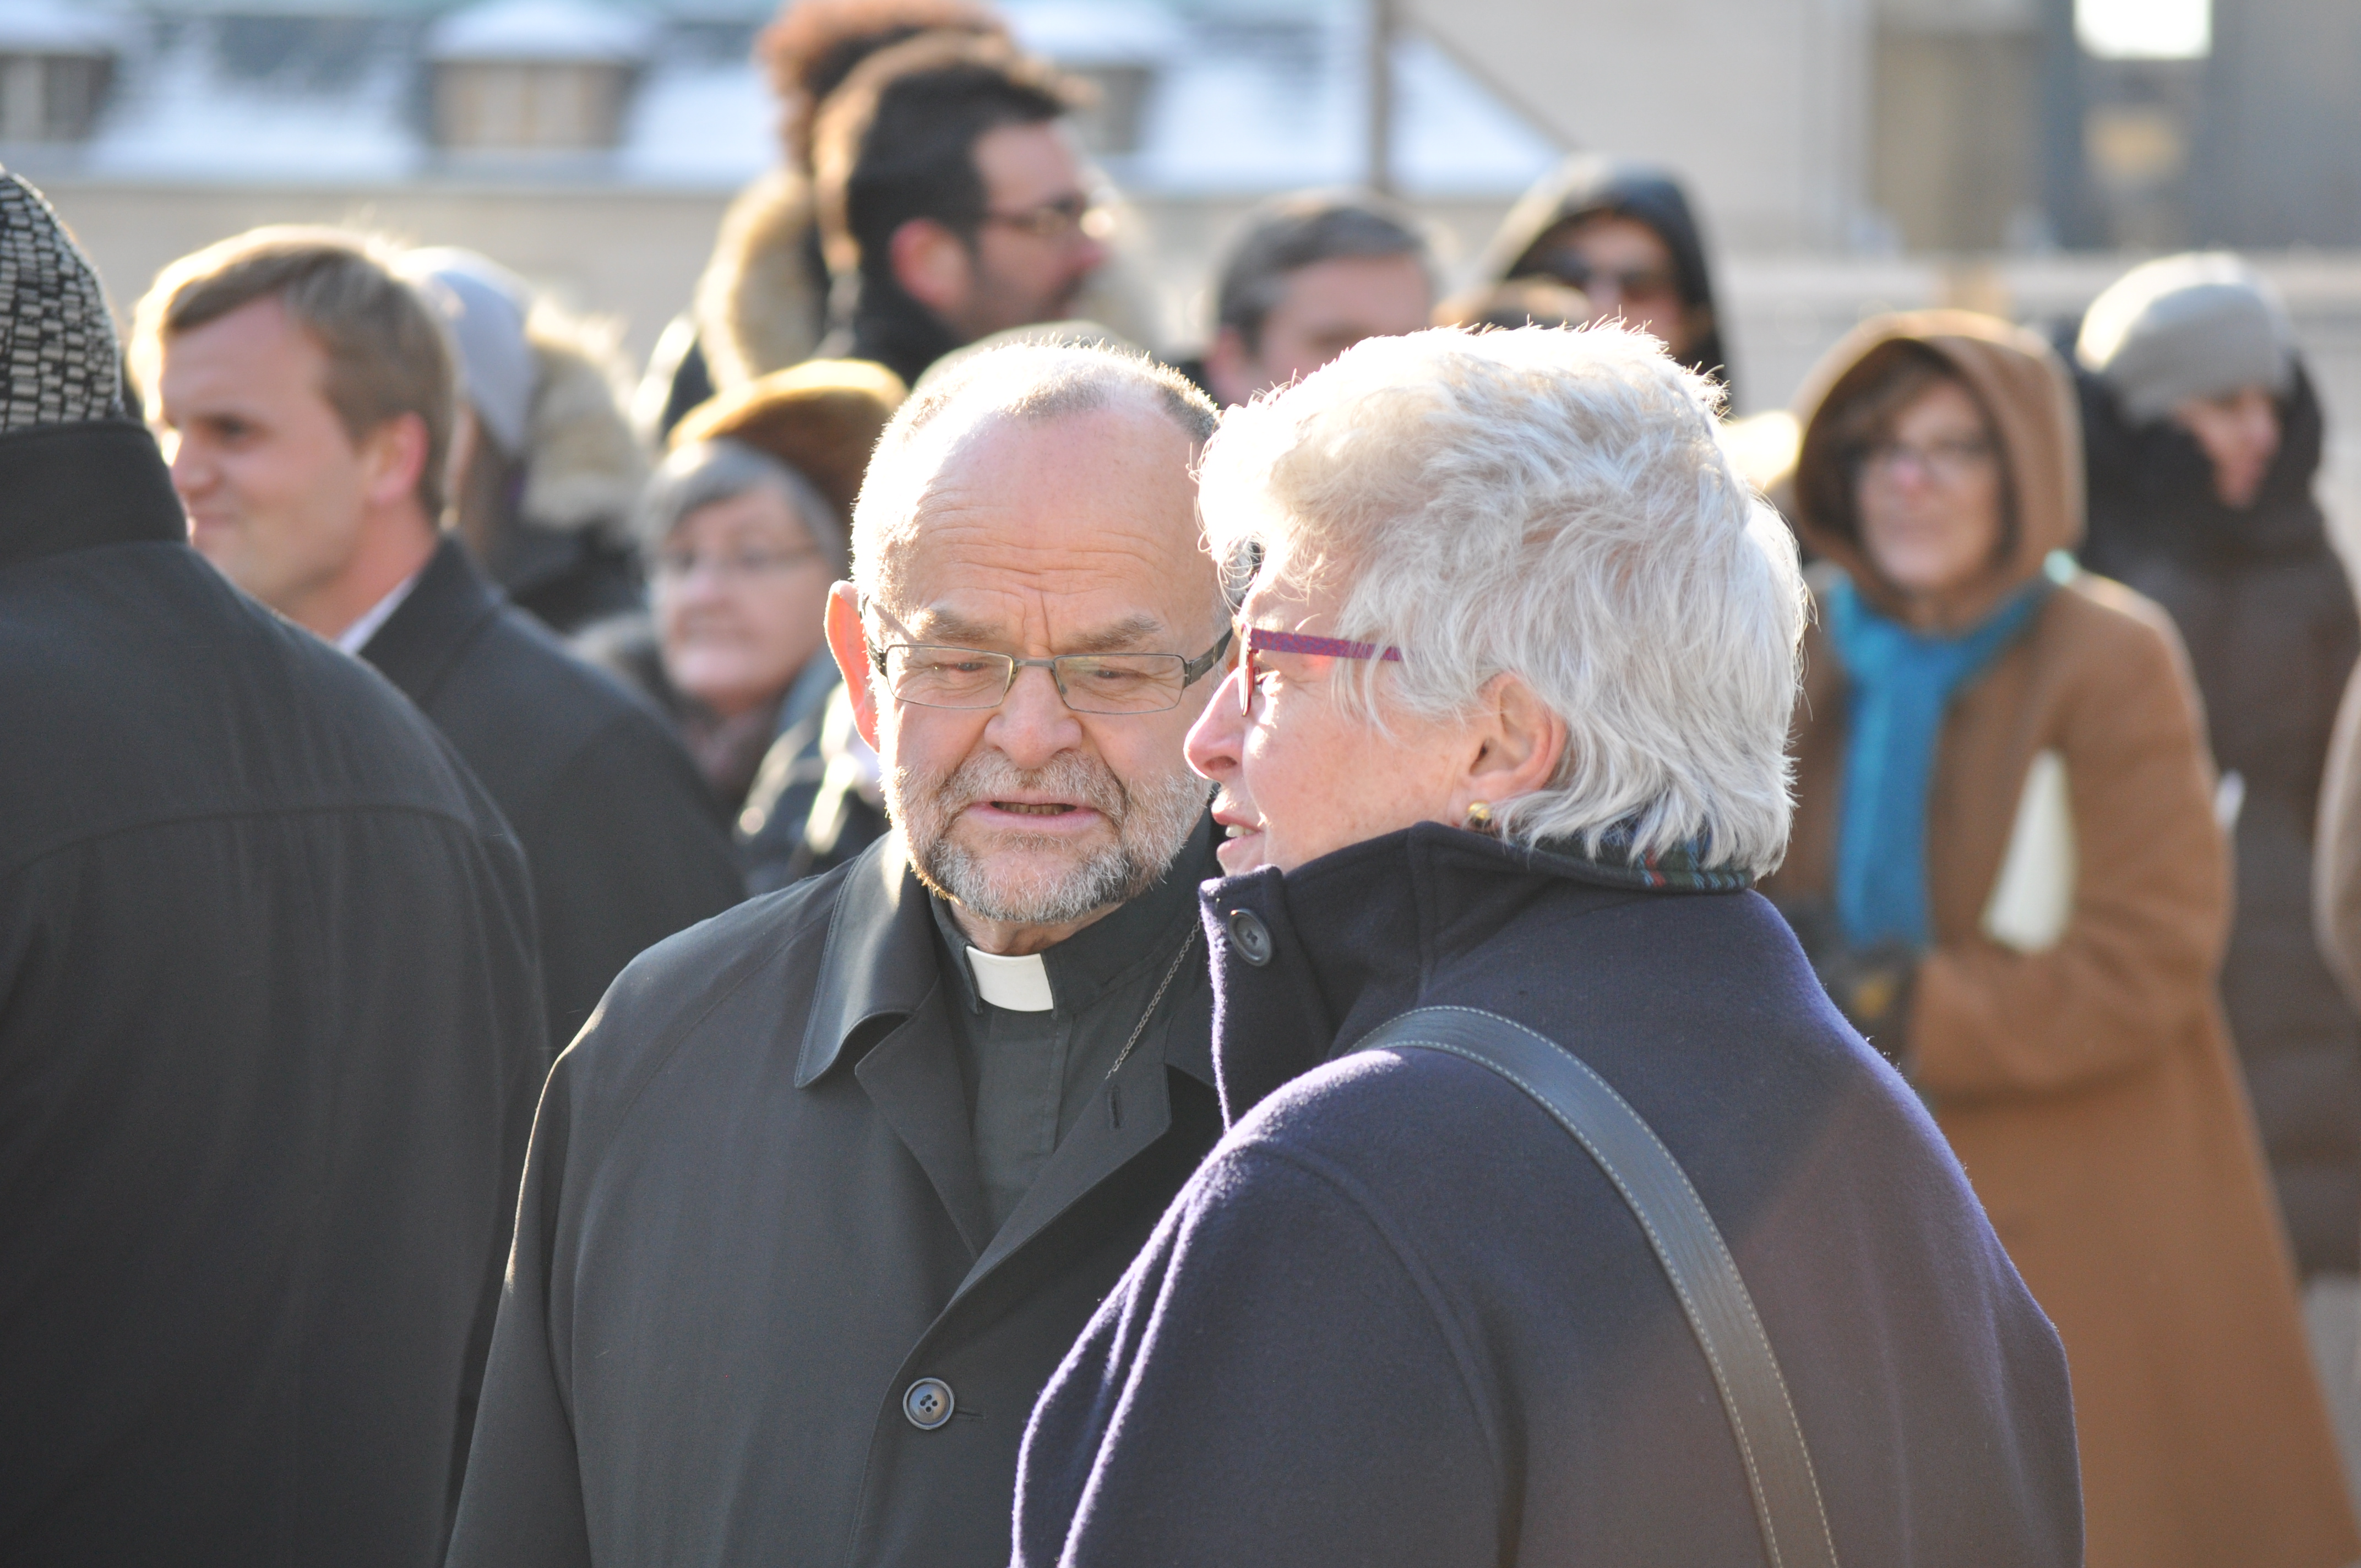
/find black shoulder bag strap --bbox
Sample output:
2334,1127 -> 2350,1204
1353,1004 -> 1841,1568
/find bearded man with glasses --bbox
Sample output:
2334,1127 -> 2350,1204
449,343 -> 1230,1568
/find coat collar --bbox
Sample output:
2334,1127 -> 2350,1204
0,422 -> 186,571
795,827 -> 1220,1091
1198,822 -> 1744,1125
357,535 -> 504,705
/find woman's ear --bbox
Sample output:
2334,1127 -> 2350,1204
1459,673 -> 1567,819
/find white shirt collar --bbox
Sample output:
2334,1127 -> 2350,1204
965,947 -> 1055,1012
334,567 -> 426,656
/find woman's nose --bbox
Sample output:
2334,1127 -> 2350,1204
1185,667 -> 1248,782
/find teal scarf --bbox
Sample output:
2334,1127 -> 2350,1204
1827,574 -> 2049,947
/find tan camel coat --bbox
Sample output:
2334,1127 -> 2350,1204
1766,312 -> 2360,1568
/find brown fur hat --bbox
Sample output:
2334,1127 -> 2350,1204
668,357 -> 907,524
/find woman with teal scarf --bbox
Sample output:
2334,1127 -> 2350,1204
1765,312 -> 2357,1568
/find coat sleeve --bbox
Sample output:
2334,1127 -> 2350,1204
1013,1141 -> 1500,1568
1913,607 -> 2231,1101
2315,659 -> 2361,1011
445,1049 -> 595,1568
527,711 -> 744,1050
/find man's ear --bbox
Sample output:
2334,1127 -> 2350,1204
1201,326 -> 1258,409
824,580 -> 885,753
1458,673 -> 1567,820
357,411 -> 432,516
889,218 -> 973,318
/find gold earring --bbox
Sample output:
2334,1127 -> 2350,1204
1465,801 -> 1492,829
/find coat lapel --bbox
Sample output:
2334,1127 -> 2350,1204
798,839 -> 994,1255
358,537 -> 503,706
856,988 -> 994,1259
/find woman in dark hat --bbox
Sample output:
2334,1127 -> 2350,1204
1479,153 -> 1733,398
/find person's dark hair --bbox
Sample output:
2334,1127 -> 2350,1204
1216,191 -> 1432,353
755,0 -> 1007,172
812,31 -> 1084,291
1802,339 -> 2015,554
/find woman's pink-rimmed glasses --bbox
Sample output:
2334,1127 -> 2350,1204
1238,625 -> 1405,716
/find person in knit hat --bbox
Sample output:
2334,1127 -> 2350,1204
0,169 -> 545,1565
2075,259 -> 2361,1377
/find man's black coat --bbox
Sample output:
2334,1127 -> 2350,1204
361,537 -> 744,1051
447,832 -> 1223,1567
1016,824 -> 2085,1566
0,422 -> 546,1565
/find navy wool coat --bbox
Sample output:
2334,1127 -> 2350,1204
1015,823 -> 2084,1567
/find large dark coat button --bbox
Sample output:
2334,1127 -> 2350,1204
903,1376 -> 955,1430
1227,909 -> 1273,966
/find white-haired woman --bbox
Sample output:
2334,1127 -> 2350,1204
1010,325 -> 2080,1567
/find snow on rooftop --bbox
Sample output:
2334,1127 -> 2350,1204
427,0 -> 659,63
0,0 -> 139,55
619,54 -> 775,186
84,22 -> 421,180
1003,1 -> 1185,66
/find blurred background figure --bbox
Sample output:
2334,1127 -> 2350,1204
1767,309 -> 2359,1568
1432,276 -> 1590,332
1479,154 -> 1733,397
400,247 -> 649,635
583,357 -> 902,892
0,171 -> 542,1566
1185,189 -> 1434,406
2072,258 -> 2361,1351
643,0 -> 1005,434
808,30 -> 1111,386
134,227 -> 744,1053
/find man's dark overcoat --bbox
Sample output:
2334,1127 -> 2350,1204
447,831 -> 1223,1568
1015,823 -> 2085,1566
0,422 -> 546,1565
361,536 -> 746,1050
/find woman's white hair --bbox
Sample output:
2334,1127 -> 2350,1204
1201,324 -> 1807,877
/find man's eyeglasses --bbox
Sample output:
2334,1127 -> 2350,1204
978,193 -> 1112,245
1237,625 -> 1404,717
865,601 -> 1233,715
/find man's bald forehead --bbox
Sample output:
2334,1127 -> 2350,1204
851,342 -> 1217,599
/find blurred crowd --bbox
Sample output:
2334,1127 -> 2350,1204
12,1 -> 2361,1566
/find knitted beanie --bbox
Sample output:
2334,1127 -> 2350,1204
0,169 -> 123,433
2076,252 -> 2294,424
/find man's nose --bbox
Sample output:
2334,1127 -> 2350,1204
1185,667 -> 1247,783
985,663 -> 1084,765
165,434 -> 210,498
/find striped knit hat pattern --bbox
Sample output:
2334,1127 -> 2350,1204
0,169 -> 122,434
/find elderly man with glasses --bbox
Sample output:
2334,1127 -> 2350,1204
448,342 -> 1230,1568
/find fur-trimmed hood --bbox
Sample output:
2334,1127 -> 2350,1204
520,308 -> 648,548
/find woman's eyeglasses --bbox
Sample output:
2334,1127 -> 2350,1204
1237,625 -> 1404,717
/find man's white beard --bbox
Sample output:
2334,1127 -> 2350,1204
889,747 -> 1207,926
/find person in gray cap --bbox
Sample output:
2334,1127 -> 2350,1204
2076,254 -> 2361,1408
0,170 -> 544,1564
400,247 -> 648,634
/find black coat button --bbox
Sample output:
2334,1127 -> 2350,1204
903,1376 -> 955,1430
1227,909 -> 1273,966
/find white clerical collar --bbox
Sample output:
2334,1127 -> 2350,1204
334,567 -> 425,656
965,946 -> 1055,1012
